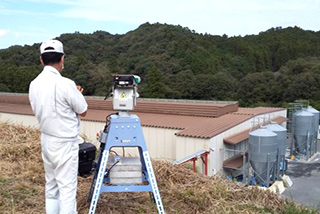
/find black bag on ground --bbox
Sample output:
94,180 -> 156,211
78,142 -> 96,177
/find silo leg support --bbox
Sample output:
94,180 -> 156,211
266,153 -> 270,187
307,132 -> 310,159
242,152 -> 247,184
276,148 -> 280,180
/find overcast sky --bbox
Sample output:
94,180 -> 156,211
0,0 -> 319,49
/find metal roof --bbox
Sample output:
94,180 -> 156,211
0,93 -> 286,139
86,97 -> 239,118
223,116 -> 288,145
175,113 -> 252,138
223,153 -> 248,170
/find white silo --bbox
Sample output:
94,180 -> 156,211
293,110 -> 314,155
266,123 -> 287,177
306,106 -> 319,156
249,128 -> 278,186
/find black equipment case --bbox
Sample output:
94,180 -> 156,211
78,142 -> 96,177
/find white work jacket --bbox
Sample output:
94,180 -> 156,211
29,66 -> 88,139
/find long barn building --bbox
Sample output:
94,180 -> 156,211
0,93 -> 287,176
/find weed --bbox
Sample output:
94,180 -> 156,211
0,179 -> 10,184
284,203 -> 319,214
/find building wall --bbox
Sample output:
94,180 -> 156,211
0,112 -> 178,161
224,140 -> 248,161
175,136 -> 210,175
0,109 -> 287,177
0,113 -> 107,145
143,127 -> 178,161
81,120 -> 105,145
0,113 -> 39,128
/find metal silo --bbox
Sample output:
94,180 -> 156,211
293,110 -> 314,155
266,123 -> 287,177
306,106 -> 319,156
249,128 -> 278,186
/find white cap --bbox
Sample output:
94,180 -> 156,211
40,39 -> 64,54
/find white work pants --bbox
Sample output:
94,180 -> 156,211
41,133 -> 79,214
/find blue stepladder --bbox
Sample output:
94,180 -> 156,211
87,114 -> 165,214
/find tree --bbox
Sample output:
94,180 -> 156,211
1,24 -> 320,107
211,72 -> 236,100
237,71 -> 278,106
140,65 -> 168,98
192,74 -> 216,100
285,72 -> 320,101
170,69 -> 195,99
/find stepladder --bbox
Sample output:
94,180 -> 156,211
87,114 -> 165,214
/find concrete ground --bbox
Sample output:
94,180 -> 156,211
282,142 -> 320,210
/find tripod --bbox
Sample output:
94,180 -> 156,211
87,113 -> 165,214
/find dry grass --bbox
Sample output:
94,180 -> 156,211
0,122 -> 318,214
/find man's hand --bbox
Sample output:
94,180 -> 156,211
79,111 -> 87,117
77,85 -> 84,93
76,85 -> 86,117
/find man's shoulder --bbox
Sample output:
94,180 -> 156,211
59,76 -> 76,86
29,72 -> 43,88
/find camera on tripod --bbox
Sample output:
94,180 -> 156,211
112,74 -> 140,112
78,74 -> 141,177
84,74 -> 164,213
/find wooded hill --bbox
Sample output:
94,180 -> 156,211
1,23 -> 320,107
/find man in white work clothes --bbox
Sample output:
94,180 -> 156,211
29,39 -> 88,214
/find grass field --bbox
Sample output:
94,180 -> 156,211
0,122 -> 318,214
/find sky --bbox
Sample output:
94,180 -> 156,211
0,0 -> 319,49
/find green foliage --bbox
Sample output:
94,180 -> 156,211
237,71 -> 278,106
0,65 -> 40,93
140,65 -> 169,98
284,202 -> 319,214
1,24 -> 320,108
